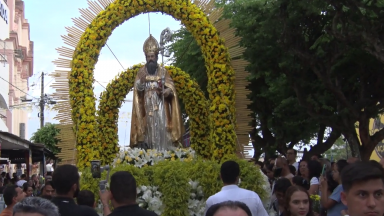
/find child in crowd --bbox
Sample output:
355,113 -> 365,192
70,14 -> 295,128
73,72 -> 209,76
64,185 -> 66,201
283,186 -> 314,216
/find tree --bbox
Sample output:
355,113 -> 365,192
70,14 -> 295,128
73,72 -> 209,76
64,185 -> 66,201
323,137 -> 352,162
168,1 -> 339,160
322,0 -> 384,65
30,123 -> 61,154
168,27 -> 207,97
167,27 -> 207,123
220,0 -> 341,160
223,0 -> 384,161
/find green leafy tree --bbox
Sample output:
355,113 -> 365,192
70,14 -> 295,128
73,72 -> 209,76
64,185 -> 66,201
167,27 -> 207,125
220,0 -> 341,160
168,27 -> 207,97
323,137 -> 352,162
168,1 -> 338,160
30,123 -> 61,154
222,0 -> 384,160
322,0 -> 384,64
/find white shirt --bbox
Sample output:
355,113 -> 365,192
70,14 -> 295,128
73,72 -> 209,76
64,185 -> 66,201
310,177 -> 319,185
292,162 -> 299,171
205,185 -> 269,216
46,163 -> 54,172
16,179 -> 27,187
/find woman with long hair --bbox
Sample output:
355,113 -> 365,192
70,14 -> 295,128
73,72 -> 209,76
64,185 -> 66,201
266,164 -> 275,189
292,176 -> 310,190
320,159 -> 348,216
298,161 -> 309,180
23,182 -> 33,197
283,186 -> 314,216
307,160 -> 322,195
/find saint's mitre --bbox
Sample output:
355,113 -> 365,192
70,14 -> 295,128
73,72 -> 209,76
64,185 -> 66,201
143,34 -> 160,55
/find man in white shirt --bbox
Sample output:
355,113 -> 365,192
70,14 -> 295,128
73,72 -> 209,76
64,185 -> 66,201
205,161 -> 269,216
46,160 -> 54,172
286,149 -> 298,171
16,174 -> 27,187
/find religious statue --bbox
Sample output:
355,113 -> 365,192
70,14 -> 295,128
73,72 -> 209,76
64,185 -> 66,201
130,34 -> 184,150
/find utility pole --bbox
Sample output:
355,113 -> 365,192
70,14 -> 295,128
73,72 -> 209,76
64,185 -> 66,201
40,72 -> 44,129
38,72 -> 56,129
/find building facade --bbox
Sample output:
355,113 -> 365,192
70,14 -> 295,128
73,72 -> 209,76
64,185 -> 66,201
0,0 -> 33,138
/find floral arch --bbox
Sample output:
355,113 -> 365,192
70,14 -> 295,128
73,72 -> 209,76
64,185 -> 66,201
51,0 -> 253,168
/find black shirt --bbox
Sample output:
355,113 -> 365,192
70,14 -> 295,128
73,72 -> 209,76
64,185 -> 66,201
51,197 -> 99,216
109,204 -> 158,216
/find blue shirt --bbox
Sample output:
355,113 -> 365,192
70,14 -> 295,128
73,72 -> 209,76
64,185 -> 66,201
327,185 -> 347,216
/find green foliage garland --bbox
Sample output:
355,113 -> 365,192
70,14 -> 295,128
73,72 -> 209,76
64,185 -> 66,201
80,158 -> 268,216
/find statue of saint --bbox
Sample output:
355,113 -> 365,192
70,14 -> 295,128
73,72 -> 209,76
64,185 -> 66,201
130,35 -> 184,150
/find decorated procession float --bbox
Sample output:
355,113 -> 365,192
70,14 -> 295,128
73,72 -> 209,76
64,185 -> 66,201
49,0 -> 270,215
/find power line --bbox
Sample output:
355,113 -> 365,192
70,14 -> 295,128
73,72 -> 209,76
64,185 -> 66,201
105,43 -> 125,71
0,76 -> 37,99
0,40 -> 12,50
95,79 -> 106,89
44,78 -> 54,88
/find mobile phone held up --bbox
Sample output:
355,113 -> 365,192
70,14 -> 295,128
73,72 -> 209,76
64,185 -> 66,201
321,164 -> 327,177
91,160 -> 101,179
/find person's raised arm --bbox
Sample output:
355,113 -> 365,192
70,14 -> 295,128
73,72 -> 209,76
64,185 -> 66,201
100,190 -> 112,216
319,176 -> 337,209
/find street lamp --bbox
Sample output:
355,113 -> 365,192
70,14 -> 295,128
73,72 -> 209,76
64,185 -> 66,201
20,96 -> 33,103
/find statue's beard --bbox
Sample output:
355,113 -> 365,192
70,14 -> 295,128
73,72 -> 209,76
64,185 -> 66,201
146,61 -> 157,75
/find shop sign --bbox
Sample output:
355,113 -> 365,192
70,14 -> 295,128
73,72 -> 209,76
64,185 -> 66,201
0,0 -> 9,40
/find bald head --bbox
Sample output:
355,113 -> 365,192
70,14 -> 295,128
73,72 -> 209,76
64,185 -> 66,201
276,157 -> 288,165
274,157 -> 291,178
206,201 -> 252,216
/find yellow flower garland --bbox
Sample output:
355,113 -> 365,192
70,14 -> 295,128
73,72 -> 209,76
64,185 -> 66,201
70,0 -> 236,168
97,64 -> 210,164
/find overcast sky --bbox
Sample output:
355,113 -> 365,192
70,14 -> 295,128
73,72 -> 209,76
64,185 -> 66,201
23,0 -> 181,147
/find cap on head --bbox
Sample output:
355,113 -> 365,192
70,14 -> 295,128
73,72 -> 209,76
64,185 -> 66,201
143,34 -> 159,55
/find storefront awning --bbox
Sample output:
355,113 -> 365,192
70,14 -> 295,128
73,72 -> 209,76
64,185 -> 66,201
0,131 -> 57,163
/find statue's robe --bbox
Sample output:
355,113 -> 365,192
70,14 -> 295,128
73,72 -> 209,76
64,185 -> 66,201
130,65 -> 184,149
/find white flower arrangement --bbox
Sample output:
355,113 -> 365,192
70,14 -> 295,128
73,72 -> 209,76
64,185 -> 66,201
135,180 -> 206,216
259,169 -> 272,208
137,185 -> 164,215
109,148 -> 272,216
188,180 -> 206,216
112,147 -> 196,167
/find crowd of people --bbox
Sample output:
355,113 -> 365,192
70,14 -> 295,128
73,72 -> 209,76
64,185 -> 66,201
0,151 -> 382,216
0,173 -> 53,199
256,149 -> 384,216
0,164 -> 102,216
